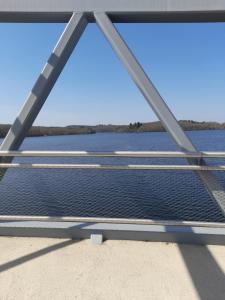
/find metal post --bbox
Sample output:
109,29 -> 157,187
94,12 -> 225,214
0,12 -> 88,178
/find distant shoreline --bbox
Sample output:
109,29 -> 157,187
0,120 -> 224,138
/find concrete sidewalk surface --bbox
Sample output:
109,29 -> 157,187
0,237 -> 225,300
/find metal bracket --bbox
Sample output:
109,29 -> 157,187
90,233 -> 104,245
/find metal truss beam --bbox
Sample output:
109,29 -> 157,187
0,0 -> 225,23
0,12 -> 87,176
94,12 -> 225,214
0,5 -> 224,218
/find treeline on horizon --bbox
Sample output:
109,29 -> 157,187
0,120 -> 225,138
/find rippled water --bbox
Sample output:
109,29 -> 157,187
0,130 -> 225,222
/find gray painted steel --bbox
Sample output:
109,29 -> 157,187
1,0 -> 225,22
0,13 -> 87,178
1,220 -> 225,245
1,150 -> 225,158
0,1 -> 225,244
1,216 -> 225,228
0,13 -> 87,152
0,163 -> 225,171
94,12 -> 225,215
95,12 -> 201,152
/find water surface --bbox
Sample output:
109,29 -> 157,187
0,130 -> 225,222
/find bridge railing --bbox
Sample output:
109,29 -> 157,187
0,150 -> 224,171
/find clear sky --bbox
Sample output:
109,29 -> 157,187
0,22 -> 225,126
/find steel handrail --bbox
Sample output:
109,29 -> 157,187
0,163 -> 224,171
0,151 -> 224,170
0,150 -> 225,158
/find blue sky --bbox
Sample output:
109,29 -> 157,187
0,22 -> 225,126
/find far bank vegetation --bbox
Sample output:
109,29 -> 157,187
0,120 -> 224,138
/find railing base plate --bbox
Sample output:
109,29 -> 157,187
1,220 -> 225,245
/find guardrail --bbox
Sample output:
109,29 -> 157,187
0,150 -> 225,244
0,151 -> 224,171
0,150 -> 225,158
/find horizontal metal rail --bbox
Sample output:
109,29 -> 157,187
0,151 -> 225,158
1,151 -> 224,170
0,163 -> 225,171
1,215 -> 225,228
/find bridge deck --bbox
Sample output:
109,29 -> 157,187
0,237 -> 225,300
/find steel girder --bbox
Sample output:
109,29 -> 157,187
0,0 -> 225,22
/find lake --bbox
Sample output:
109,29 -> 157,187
0,130 -> 225,222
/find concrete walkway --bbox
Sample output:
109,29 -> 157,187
0,237 -> 225,300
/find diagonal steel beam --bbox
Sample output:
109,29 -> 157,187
94,12 -> 225,214
0,12 -> 88,179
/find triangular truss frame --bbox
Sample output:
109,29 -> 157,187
0,12 -> 225,214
